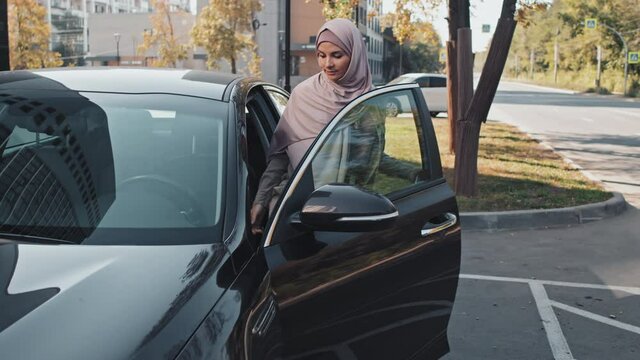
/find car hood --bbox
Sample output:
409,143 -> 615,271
0,242 -> 231,360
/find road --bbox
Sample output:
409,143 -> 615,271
487,81 -> 640,206
444,208 -> 640,360
441,81 -> 640,360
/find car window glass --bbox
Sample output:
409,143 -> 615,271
310,89 -> 429,197
0,91 -> 227,245
416,77 -> 429,87
429,77 -> 447,88
266,90 -> 288,116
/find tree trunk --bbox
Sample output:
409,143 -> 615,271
456,27 -> 473,127
231,57 -> 237,74
446,0 -> 461,154
446,41 -> 457,154
454,0 -> 517,196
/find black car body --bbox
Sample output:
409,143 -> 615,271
0,68 -> 461,360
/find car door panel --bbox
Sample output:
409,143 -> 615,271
262,84 -> 460,360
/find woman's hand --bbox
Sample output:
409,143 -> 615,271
250,203 -> 266,236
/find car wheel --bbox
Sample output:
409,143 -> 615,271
430,112 -> 439,117
385,100 -> 400,117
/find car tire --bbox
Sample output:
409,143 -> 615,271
430,112 -> 439,118
385,99 -> 400,117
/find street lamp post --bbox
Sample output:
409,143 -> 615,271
114,32 -> 121,66
284,0 -> 291,92
0,0 -> 9,71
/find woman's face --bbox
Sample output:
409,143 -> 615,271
316,42 -> 351,82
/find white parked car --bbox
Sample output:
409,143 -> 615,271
384,73 -> 448,117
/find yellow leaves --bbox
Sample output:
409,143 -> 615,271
516,1 -> 549,28
310,0 -> 359,20
191,0 -> 262,74
8,0 -> 62,70
381,0 -> 442,45
137,0 -> 188,68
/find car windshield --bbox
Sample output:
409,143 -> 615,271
0,90 -> 227,245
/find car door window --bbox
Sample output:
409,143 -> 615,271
265,89 -> 288,117
416,77 -> 429,88
429,76 -> 447,88
310,88 -> 430,197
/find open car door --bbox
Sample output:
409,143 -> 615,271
263,83 -> 461,360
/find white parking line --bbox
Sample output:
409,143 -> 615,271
530,283 -> 575,360
460,273 -> 640,360
581,117 -> 594,123
611,109 -> 640,118
550,301 -> 640,335
460,274 -> 640,295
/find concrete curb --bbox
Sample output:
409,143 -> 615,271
460,192 -> 628,232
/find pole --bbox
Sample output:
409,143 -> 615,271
553,29 -> 559,84
623,46 -> 628,96
601,22 -> 629,96
114,33 -> 121,66
596,45 -> 602,91
398,43 -> 403,75
529,49 -> 534,79
284,0 -> 291,92
0,0 -> 9,71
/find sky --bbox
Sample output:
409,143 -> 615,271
382,0 -> 505,52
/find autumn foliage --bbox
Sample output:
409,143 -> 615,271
137,0 -> 189,68
8,0 -> 62,70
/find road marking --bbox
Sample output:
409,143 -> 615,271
530,282 -> 575,360
581,117 -> 594,123
460,274 -> 640,295
611,109 -> 640,118
550,301 -> 640,335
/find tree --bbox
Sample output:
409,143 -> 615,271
451,0 -> 548,196
312,0 -> 360,20
191,0 -> 262,75
7,0 -> 62,70
137,0 -> 188,68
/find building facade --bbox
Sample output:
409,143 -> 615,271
284,0 -> 387,88
39,0 -> 189,66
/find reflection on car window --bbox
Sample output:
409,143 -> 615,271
266,90 -> 288,116
0,90 -> 227,244
310,89 -> 429,196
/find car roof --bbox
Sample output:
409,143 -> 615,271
399,73 -> 446,79
0,68 -> 244,101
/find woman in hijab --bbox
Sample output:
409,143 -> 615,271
250,18 -> 373,235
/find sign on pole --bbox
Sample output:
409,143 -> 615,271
482,24 -> 491,33
629,52 -> 640,64
585,18 -> 598,30
439,50 -> 447,63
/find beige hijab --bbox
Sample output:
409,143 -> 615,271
268,18 -> 372,167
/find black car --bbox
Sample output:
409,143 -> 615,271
0,68 -> 461,360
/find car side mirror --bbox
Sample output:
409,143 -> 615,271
298,184 -> 398,232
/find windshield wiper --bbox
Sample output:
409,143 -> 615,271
0,232 -> 76,245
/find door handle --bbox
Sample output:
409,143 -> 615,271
421,213 -> 457,237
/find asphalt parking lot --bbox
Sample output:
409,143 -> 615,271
443,207 -> 640,360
